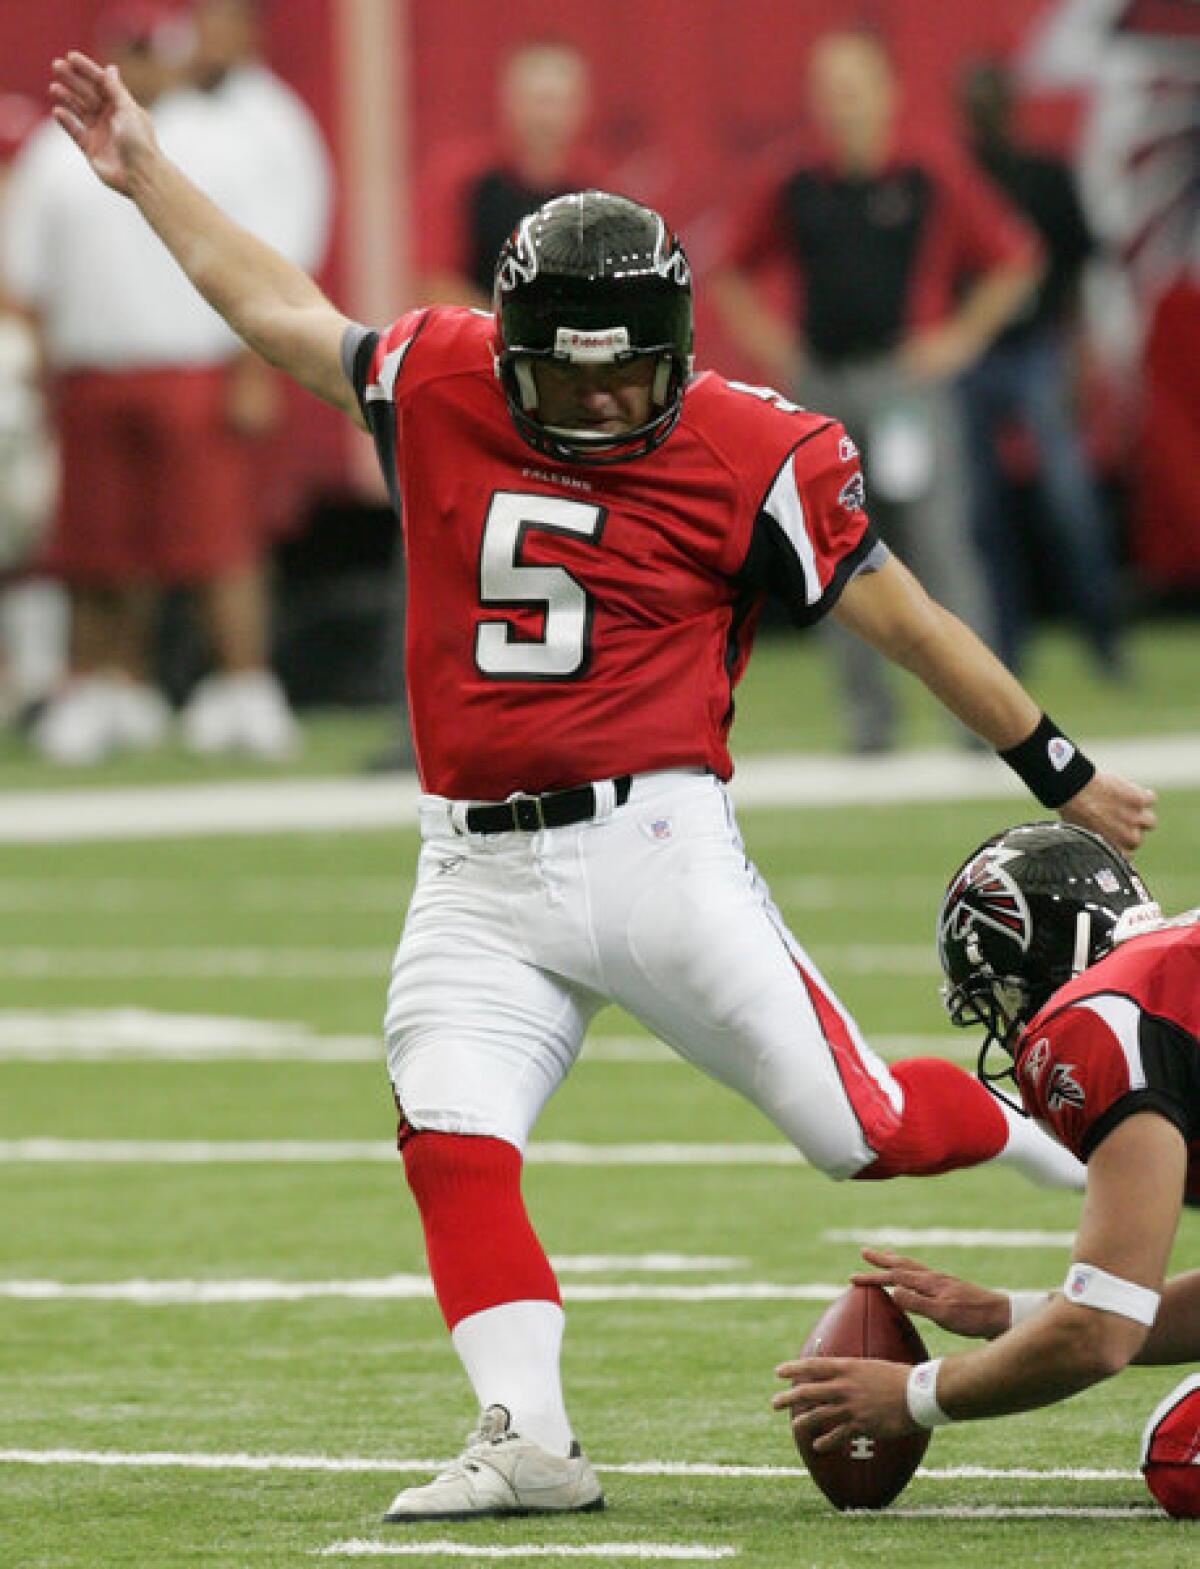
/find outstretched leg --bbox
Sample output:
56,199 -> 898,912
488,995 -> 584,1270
852,1056 -> 1083,1187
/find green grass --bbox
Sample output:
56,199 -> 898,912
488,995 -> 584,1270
0,622 -> 1197,1566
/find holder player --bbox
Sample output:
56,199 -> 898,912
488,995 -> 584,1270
777,823 -> 1197,1518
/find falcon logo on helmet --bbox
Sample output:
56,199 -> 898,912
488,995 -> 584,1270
939,846 -> 1031,952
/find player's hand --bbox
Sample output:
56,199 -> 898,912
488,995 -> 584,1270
773,1355 -> 915,1451
50,52 -> 158,196
850,1247 -> 1012,1340
1059,770 -> 1157,854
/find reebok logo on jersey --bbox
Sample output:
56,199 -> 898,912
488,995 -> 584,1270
839,435 -> 859,463
1046,1061 -> 1085,1111
1022,1037 -> 1052,1087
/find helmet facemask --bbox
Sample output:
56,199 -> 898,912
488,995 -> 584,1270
493,191 -> 694,465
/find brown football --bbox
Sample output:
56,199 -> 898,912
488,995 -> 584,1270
791,1283 -> 932,1510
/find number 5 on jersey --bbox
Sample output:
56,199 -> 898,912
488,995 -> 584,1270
475,491 -> 606,680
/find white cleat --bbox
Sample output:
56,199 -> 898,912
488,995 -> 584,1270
383,1405 -> 604,1522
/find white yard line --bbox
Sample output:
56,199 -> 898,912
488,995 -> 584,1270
0,945 -> 933,978
316,1546 -> 737,1562
0,1277 -> 843,1305
0,1448 -> 1139,1483
4,735 -> 1199,843
0,1011 -> 963,1064
825,1227 -> 1077,1249
0,944 -> 933,980
879,1506 -> 1161,1520
0,1139 -> 807,1165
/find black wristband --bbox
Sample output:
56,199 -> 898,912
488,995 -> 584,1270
999,713 -> 1096,808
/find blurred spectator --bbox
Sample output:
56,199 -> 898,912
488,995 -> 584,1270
712,28 -> 1041,753
417,38 -> 604,307
0,94 -> 63,726
958,57 -> 1124,677
180,0 -> 333,750
187,0 -> 330,272
2,2 -> 299,763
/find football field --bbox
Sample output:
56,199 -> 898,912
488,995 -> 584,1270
1,629 -> 1197,1567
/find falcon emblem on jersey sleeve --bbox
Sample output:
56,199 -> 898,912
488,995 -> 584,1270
1045,1061 -> 1085,1112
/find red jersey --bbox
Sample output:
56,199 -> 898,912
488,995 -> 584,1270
1015,916 -> 1200,1203
346,307 -> 877,799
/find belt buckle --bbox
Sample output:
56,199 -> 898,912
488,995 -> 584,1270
513,794 -> 545,832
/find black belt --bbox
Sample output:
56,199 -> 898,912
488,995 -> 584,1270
464,776 -> 632,835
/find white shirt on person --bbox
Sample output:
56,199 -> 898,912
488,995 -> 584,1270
203,63 -> 332,273
1,87 -> 265,370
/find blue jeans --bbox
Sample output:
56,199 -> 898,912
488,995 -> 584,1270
959,329 -> 1122,673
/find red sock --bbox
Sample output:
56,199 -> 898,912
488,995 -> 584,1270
401,1130 -> 560,1329
854,1057 -> 1008,1180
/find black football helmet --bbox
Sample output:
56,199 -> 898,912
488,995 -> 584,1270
937,822 -> 1161,1103
493,189 -> 694,465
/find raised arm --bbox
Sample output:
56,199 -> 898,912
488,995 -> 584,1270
831,554 -> 1157,852
50,52 -> 361,425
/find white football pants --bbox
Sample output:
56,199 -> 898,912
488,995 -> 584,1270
384,769 -> 903,1177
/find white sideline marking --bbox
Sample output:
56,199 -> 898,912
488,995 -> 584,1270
0,1139 -> 806,1166
317,1545 -> 737,1562
3,734 -> 1199,842
826,1227 -> 1076,1249
0,1448 -> 1139,1483
0,1010 -> 962,1064
0,944 -> 933,978
880,1506 -> 1161,1520
0,1277 -> 841,1305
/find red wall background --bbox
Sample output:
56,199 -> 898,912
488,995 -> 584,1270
1,0 -> 1085,492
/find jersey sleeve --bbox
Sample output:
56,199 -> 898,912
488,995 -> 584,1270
342,308 -> 432,510
736,419 -> 881,624
1018,996 -> 1195,1162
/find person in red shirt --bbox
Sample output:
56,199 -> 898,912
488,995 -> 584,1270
776,823 -> 1198,1516
712,28 -> 1041,754
49,51 -> 1157,1523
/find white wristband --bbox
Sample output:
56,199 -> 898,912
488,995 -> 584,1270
1062,1263 -> 1161,1327
906,1358 -> 952,1429
1006,1289 -> 1050,1329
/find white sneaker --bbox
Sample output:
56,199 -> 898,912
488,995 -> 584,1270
108,680 -> 171,753
383,1406 -> 604,1522
31,677 -> 121,765
182,670 -> 299,759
